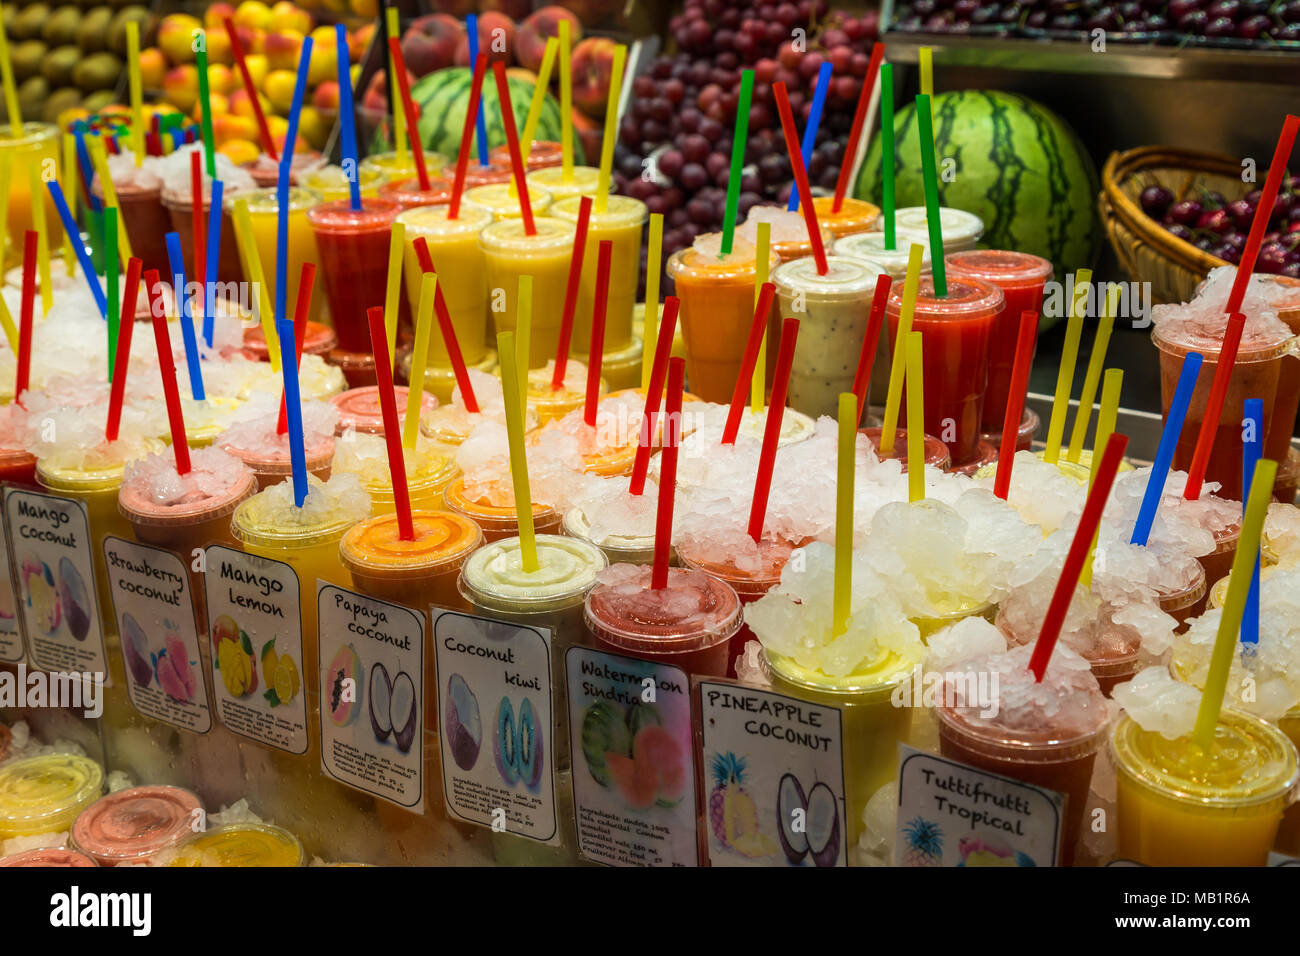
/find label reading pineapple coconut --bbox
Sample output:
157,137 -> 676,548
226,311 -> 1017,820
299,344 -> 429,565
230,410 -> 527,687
895,745 -> 1065,867
202,545 -> 308,755
0,509 -> 24,663
566,646 -> 698,867
697,680 -> 847,868
433,609 -> 558,844
3,488 -> 109,683
317,583 -> 424,813
102,537 -> 212,734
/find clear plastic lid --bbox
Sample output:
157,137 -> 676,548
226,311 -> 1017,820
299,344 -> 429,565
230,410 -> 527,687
231,473 -> 371,548
832,232 -> 931,276
585,565 -> 741,656
894,205 -> 985,242
71,785 -> 202,864
464,182 -> 553,216
478,215 -> 575,255
300,163 -> 388,198
774,254 -> 883,301
236,186 -> 317,217
551,194 -> 648,230
459,533 -> 606,610
165,822 -> 304,867
886,273 -> 1005,317
397,201 -> 492,239
946,249 -> 1053,288
341,510 -> 483,576
306,197 -> 401,233
0,754 -> 104,838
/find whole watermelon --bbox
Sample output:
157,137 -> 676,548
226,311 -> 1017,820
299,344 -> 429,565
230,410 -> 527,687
370,67 -> 585,165
856,90 -> 1100,293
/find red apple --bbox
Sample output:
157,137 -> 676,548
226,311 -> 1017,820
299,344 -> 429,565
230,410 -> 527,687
517,5 -> 583,73
475,11 -> 517,65
401,13 -> 463,78
570,36 -> 617,117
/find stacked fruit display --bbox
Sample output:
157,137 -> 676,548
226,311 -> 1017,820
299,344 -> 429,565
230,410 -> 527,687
1142,177 -> 1300,274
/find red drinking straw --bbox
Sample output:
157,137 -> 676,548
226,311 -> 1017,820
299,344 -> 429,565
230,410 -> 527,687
190,151 -> 205,290
224,17 -> 276,158
552,195 -> 592,389
852,273 -> 892,423
832,43 -> 885,214
1027,431 -> 1129,682
388,38 -> 431,191
652,356 -> 686,590
447,55 -> 489,221
773,82 -> 827,275
412,236 -> 478,413
993,310 -> 1039,501
1226,115 -> 1298,316
146,276 -> 192,476
367,305 -> 415,541
105,256 -> 143,442
1183,312 -> 1245,501
584,239 -> 612,428
629,295 -> 680,496
277,263 -> 316,435
747,317 -> 800,543
492,60 -> 535,236
722,281 -> 776,444
15,231 -> 36,404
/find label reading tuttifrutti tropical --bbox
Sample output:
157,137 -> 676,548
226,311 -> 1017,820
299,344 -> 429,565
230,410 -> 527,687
894,745 -> 1065,867
433,609 -> 558,843
3,488 -> 109,683
102,536 -> 212,734
202,545 -> 308,755
0,508 -> 24,663
697,680 -> 847,868
317,583 -> 424,813
566,646 -> 698,867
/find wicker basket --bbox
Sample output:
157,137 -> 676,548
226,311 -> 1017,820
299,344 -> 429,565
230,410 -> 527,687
1099,146 -> 1248,306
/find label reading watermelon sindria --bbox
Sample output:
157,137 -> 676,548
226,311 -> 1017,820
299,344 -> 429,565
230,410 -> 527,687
0,506 -> 24,664
697,680 -> 847,868
317,583 -> 424,813
566,646 -> 698,867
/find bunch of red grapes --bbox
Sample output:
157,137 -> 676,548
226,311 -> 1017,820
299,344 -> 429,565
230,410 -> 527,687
610,0 -> 881,261
1142,178 -> 1300,275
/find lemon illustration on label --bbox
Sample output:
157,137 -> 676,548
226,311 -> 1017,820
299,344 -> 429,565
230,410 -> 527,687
274,656 -> 300,704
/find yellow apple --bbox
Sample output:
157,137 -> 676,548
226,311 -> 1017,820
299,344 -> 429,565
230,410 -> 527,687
218,138 -> 261,166
263,68 -> 297,113
163,65 -> 200,114
158,14 -> 203,65
234,0 -> 273,31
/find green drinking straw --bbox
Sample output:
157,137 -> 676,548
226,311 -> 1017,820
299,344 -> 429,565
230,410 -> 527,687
195,33 -> 216,177
914,94 -> 945,297
880,64 -> 895,252
718,70 -> 755,258
106,207 -> 118,380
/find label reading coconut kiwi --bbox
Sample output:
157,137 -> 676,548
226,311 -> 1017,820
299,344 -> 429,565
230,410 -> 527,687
697,680 -> 847,868
566,646 -> 698,867
0,506 -> 24,663
895,745 -> 1065,867
202,545 -> 308,755
3,488 -> 109,684
317,583 -> 424,813
102,537 -> 212,734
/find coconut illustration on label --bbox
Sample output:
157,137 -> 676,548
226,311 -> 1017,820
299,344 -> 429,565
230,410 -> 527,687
121,612 -> 154,687
444,673 -> 481,770
776,773 -> 840,867
58,556 -> 90,642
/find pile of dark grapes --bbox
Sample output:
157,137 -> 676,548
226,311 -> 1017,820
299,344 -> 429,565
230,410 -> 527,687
1141,177 -> 1300,275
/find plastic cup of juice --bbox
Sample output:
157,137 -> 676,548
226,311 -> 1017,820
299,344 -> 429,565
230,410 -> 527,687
551,196 -> 648,353
562,505 -> 662,567
331,385 -> 437,437
1,123 -> 64,262
442,477 -> 562,542
886,274 -> 1004,466
861,427 -> 952,472
463,159 -> 514,187
378,175 -> 453,212
0,754 -> 104,839
0,444 -> 37,488
307,198 -> 402,356
811,196 -> 881,239
243,322 -> 337,362
775,254 -> 884,419
492,140 -> 563,171
419,386 -> 539,447
219,427 -> 335,491
238,187 -> 320,324
300,163 -> 387,201
245,149 -> 326,188
1276,709 -> 1300,856
525,165 -> 605,203
526,362 -> 605,424
577,335 -> 643,392
331,432 -> 460,514
92,172 -> 171,279
361,150 -> 449,182
163,180 -> 246,284
464,182 -> 554,221
480,216 -> 577,367
1112,709 -> 1299,866
0,847 -> 98,866
893,205 -> 985,252
165,821 -> 305,866
71,785 -> 203,866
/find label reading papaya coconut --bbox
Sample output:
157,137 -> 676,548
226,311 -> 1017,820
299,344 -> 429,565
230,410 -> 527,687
566,646 -> 698,867
433,609 -> 558,844
0,507 -> 24,663
202,545 -> 308,755
317,583 -> 424,813
103,537 -> 212,734
3,488 -> 109,683
697,680 -> 847,868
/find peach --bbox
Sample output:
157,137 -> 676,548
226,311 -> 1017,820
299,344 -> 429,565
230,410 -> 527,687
218,138 -> 261,166
263,68 -> 298,113
268,1 -> 312,35
234,0 -> 273,31
163,65 -> 200,114
229,88 -> 272,120
401,14 -> 461,79
205,27 -> 233,66
570,36 -> 617,117
517,6 -> 583,74
297,105 -> 329,149
349,23 -> 374,62
158,14 -> 203,65
476,11 -> 516,65
196,92 -> 230,122
247,28 -> 268,54
139,48 -> 167,89
263,30 -> 304,72
312,80 -> 338,112
207,64 -> 236,96
213,113 -> 257,145
205,3 -> 238,29
361,68 -> 389,115
307,26 -> 337,86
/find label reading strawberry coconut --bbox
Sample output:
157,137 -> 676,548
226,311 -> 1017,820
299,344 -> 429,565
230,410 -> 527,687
317,583 -> 424,813
0,509 -> 24,663
566,646 -> 698,867
102,537 -> 212,734
697,680 -> 847,868
433,609 -> 558,844
202,545 -> 308,755
894,745 -> 1065,867
3,488 -> 109,684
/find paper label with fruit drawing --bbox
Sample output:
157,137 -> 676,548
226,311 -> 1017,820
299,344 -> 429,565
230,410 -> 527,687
433,609 -> 558,844
895,746 -> 1064,867
566,646 -> 698,867
202,545 -> 307,755
697,680 -> 847,868
102,537 -> 211,734
317,584 -> 424,813
0,508 -> 24,664
3,488 -> 109,684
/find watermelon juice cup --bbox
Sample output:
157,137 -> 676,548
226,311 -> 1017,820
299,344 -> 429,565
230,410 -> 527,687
92,171 -> 171,279
861,428 -> 952,472
245,149 -> 327,188
0,754 -> 104,840
894,206 -> 985,253
331,432 -> 460,514
70,785 -> 202,866
480,217 -> 578,368
165,822 -> 305,867
308,198 -> 403,356
331,385 -> 437,437
442,477 -> 562,542
552,196 -> 649,354
163,181 -> 246,284
379,175 -> 453,212
812,196 -> 881,239
464,183 -> 554,221
243,322 -> 337,362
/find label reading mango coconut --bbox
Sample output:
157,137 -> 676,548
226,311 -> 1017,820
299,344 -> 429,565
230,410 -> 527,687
566,646 -> 698,867
202,545 -> 308,755
103,536 -> 212,734
317,583 -> 424,813
0,507 -> 24,663
3,488 -> 109,683
433,609 -> 557,845
697,680 -> 847,868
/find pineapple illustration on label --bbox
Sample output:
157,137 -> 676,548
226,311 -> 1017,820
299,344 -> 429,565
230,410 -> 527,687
708,752 -> 778,859
900,817 -> 943,867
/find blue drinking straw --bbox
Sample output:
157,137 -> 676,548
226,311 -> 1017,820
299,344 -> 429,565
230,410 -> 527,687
165,232 -> 205,401
1131,350 -> 1203,546
788,61 -> 832,213
467,14 -> 489,167
281,36 -> 313,186
331,26 -> 360,211
46,180 -> 108,318
1242,397 -> 1263,645
277,317 -> 308,507
72,124 -> 101,214
203,179 -> 223,348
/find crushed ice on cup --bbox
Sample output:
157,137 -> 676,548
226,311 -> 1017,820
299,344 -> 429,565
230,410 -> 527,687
1152,265 -> 1294,349
333,431 -> 451,485
157,144 -> 257,201
946,642 -> 1108,736
219,397 -> 339,458
690,231 -> 755,264
245,472 -> 371,528
926,616 -> 1008,673
593,564 -> 734,632
124,446 -> 250,506
736,205 -> 811,245
1112,667 -> 1201,739
571,473 -> 658,543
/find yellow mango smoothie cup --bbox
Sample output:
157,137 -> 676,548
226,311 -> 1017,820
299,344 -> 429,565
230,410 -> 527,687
362,150 -> 449,182
1,122 -> 63,264
480,216 -> 577,368
165,822 -> 304,867
464,182 -> 553,221
525,165 -> 606,203
399,203 -> 492,369
0,754 -> 104,839
238,187 -> 322,325
300,163 -> 387,202
330,432 -> 461,514
551,195 -> 647,354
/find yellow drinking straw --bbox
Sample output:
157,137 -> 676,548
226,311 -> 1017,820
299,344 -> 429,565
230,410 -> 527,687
1192,458 -> 1277,749
906,331 -> 925,503
57,140 -> 75,276
1080,367 -> 1123,588
0,295 -> 17,349
833,392 -> 855,637
593,44 -> 627,214
0,153 -> 12,264
1042,267 -> 1091,464
383,222 -> 404,365
919,47 -> 934,125
126,21 -> 145,167
641,212 -> 663,390
879,243 -> 924,454
403,273 -> 436,451
558,19 -> 573,184
511,37 -> 558,199
1067,282 -> 1119,464
497,329 -> 539,572
750,221 -> 770,414
26,161 -> 51,315
232,197 -> 279,372
385,6 -> 406,167
515,274 -> 532,421
87,137 -> 133,268
0,14 -> 23,137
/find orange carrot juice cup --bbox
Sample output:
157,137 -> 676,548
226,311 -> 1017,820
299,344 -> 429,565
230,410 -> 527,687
812,196 -> 880,239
